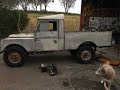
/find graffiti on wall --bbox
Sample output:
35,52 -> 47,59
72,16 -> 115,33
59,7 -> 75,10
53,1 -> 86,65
89,17 -> 120,31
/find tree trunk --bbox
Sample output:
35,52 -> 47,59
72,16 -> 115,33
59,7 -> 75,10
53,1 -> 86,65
23,6 -> 27,11
65,8 -> 69,13
40,3 -> 42,11
45,5 -> 47,12
17,10 -> 21,33
35,6 -> 37,11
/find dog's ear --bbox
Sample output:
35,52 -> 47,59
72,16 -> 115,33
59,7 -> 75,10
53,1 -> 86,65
101,68 -> 106,75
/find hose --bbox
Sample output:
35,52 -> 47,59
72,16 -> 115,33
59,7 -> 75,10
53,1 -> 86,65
69,68 -> 96,90
68,68 -> 120,90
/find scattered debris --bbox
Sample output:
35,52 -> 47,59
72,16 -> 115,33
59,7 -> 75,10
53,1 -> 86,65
47,64 -> 57,76
98,58 -> 120,66
39,64 -> 47,72
39,64 -> 57,76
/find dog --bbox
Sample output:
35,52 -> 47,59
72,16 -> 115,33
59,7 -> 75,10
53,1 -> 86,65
95,61 -> 115,90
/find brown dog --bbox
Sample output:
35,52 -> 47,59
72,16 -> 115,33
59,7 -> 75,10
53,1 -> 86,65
95,62 -> 115,90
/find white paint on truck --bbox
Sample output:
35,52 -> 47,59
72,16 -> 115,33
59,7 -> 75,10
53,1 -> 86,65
65,31 -> 112,50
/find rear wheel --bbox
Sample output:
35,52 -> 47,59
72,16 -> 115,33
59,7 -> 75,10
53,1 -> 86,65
3,46 -> 26,67
77,46 -> 95,64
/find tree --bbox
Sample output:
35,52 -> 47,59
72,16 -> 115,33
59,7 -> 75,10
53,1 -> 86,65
42,0 -> 54,12
30,0 -> 39,11
19,0 -> 30,11
0,0 -> 17,10
59,0 -> 76,13
30,0 -> 44,11
38,0 -> 45,11
0,10 -> 28,38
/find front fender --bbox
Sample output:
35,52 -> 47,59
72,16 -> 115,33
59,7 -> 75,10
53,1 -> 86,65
1,38 -> 35,52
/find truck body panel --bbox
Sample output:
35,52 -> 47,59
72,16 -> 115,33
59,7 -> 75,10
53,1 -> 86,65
1,38 -> 35,51
65,31 -> 112,50
35,38 -> 58,51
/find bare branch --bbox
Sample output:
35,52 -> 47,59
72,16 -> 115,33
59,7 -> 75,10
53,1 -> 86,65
19,0 -> 30,11
59,0 -> 76,13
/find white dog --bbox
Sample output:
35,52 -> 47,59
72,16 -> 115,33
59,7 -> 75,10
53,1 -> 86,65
95,62 -> 115,90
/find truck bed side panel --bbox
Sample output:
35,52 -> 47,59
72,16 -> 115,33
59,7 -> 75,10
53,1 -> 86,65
65,31 -> 112,50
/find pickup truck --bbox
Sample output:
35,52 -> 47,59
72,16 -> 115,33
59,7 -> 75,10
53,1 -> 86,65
1,14 -> 112,67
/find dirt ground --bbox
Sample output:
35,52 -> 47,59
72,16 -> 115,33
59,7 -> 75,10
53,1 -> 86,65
0,49 -> 120,90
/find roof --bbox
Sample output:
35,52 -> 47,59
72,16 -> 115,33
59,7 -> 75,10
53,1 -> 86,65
37,14 -> 64,20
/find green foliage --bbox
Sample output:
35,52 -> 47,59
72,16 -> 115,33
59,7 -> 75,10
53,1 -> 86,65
0,10 -> 28,38
0,0 -> 17,10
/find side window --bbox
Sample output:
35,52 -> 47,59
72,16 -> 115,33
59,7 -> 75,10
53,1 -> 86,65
38,21 -> 48,32
49,21 -> 57,31
38,20 -> 58,32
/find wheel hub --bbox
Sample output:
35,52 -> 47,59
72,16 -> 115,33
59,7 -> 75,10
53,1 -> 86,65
81,50 -> 91,61
8,52 -> 21,64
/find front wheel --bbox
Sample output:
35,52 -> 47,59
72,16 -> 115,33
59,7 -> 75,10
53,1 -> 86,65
77,46 -> 95,64
3,46 -> 26,67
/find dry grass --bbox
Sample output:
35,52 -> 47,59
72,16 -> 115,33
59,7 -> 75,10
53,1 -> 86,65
22,13 -> 80,33
65,15 -> 80,31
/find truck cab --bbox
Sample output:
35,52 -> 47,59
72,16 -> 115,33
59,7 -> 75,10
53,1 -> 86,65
35,14 -> 64,51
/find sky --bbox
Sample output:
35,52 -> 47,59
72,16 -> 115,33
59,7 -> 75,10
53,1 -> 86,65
47,0 -> 82,14
19,0 -> 82,14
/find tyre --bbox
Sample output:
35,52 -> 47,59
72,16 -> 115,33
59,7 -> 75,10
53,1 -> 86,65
69,50 -> 77,56
77,45 -> 95,64
3,46 -> 26,67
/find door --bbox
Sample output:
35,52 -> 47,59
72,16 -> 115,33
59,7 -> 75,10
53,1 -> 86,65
35,20 -> 59,51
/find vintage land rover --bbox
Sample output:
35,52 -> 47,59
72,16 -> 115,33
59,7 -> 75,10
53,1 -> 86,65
0,14 -> 112,67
